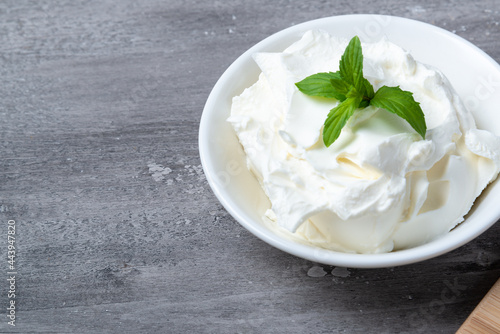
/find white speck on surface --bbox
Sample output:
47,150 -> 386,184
307,265 -> 327,277
409,5 -> 426,14
148,163 -> 172,182
232,15 -> 236,20
182,164 -> 206,182
229,28 -> 234,34
408,295 -> 413,300
331,267 -> 351,278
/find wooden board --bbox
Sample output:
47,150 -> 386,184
457,278 -> 500,334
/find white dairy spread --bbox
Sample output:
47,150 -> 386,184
227,30 -> 500,254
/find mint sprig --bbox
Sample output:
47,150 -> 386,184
295,36 -> 427,147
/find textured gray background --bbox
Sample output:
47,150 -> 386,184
0,0 -> 499,333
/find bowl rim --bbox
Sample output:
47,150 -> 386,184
199,14 -> 500,268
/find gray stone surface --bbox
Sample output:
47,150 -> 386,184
0,0 -> 499,333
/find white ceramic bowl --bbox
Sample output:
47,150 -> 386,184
199,15 -> 500,268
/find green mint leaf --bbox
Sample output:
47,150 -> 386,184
323,87 -> 363,147
362,77 -> 375,99
295,72 -> 346,101
329,77 -> 351,98
294,35 -> 427,146
358,99 -> 370,108
370,86 -> 427,139
339,36 -> 364,92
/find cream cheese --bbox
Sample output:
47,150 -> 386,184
227,30 -> 500,254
